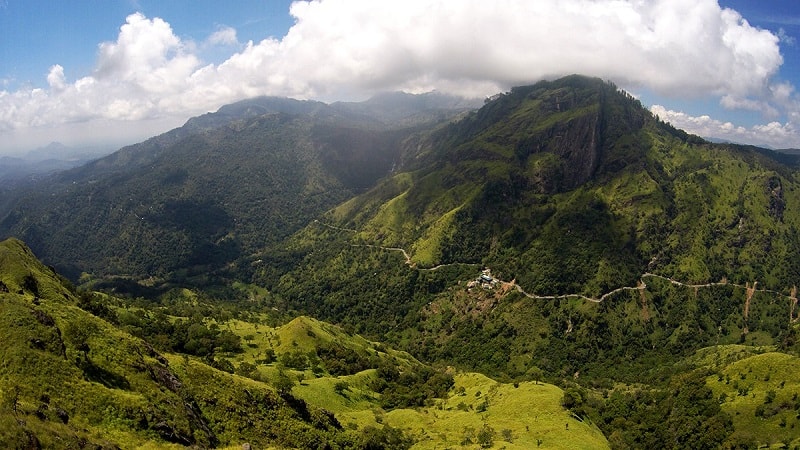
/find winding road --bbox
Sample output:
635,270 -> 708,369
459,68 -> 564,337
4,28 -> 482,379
313,219 -> 798,305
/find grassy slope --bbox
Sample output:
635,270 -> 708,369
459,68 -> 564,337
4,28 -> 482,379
697,347 -> 800,447
0,277 -> 197,448
382,373 -> 608,449
0,239 -> 357,449
1,237 -> 610,448
214,312 -> 609,449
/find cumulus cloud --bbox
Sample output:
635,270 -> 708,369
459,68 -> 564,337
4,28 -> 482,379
0,0 -> 798,151
46,65 -> 67,91
263,0 -> 783,99
651,105 -> 800,149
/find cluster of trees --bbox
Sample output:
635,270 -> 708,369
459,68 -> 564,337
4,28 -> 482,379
572,371 -> 735,449
114,308 -> 242,358
317,342 -> 378,376
370,360 -> 454,409
274,344 -> 378,377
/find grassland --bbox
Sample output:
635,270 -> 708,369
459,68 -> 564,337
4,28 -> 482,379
200,313 -> 610,449
702,348 -> 800,448
381,373 -> 608,449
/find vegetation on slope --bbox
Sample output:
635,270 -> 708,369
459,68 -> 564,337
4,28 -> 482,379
0,96 -> 471,288
0,239 -> 423,448
5,75 -> 800,448
2,237 -> 612,449
245,76 -> 800,448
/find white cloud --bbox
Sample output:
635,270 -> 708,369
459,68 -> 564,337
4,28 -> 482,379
0,0 -> 796,152
778,28 -> 796,46
651,104 -> 800,149
206,26 -> 239,47
262,0 -> 783,99
46,65 -> 67,91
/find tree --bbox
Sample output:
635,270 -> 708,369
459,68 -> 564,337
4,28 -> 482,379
358,424 -> 413,450
561,386 -> 585,410
237,362 -> 257,378
477,424 -> 495,448
63,317 -> 99,360
274,369 -> 295,395
334,381 -> 349,396
22,274 -> 39,297
527,366 -> 544,384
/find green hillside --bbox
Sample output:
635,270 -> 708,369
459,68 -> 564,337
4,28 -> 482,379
4,75 -> 800,448
1,238 -> 611,449
308,76 -> 800,295
247,76 -> 800,448
0,96 -> 471,288
256,77 -> 800,348
702,348 -> 800,447
0,238 -> 370,448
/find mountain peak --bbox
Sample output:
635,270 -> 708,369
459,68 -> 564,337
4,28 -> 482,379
415,75 -> 665,192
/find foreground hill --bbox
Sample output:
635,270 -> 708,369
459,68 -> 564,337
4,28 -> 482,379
0,238 -> 362,448
0,238 -> 610,448
6,236 -> 798,448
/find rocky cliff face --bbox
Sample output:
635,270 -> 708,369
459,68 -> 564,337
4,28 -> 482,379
519,105 -> 601,193
413,76 -> 648,195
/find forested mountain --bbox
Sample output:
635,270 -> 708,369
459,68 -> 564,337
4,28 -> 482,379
249,76 -> 800,447
310,75 -> 800,293
3,75 -> 800,448
0,93 -> 477,285
263,76 -> 800,327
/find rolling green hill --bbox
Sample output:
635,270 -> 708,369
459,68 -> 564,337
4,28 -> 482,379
0,237 -> 612,449
0,238 -> 370,448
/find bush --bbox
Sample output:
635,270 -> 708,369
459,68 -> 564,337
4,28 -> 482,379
477,424 -> 495,448
334,381 -> 349,395
358,424 -> 414,450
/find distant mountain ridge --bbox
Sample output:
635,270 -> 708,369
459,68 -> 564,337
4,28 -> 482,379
0,91 -> 476,283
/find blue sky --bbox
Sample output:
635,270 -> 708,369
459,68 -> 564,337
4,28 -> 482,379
1,0 -> 800,155
1,1 -> 295,87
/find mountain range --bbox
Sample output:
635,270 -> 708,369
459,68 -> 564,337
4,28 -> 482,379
2,75 -> 800,448
0,92 -> 479,285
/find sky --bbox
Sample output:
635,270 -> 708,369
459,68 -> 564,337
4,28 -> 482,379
1,0 -> 800,156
